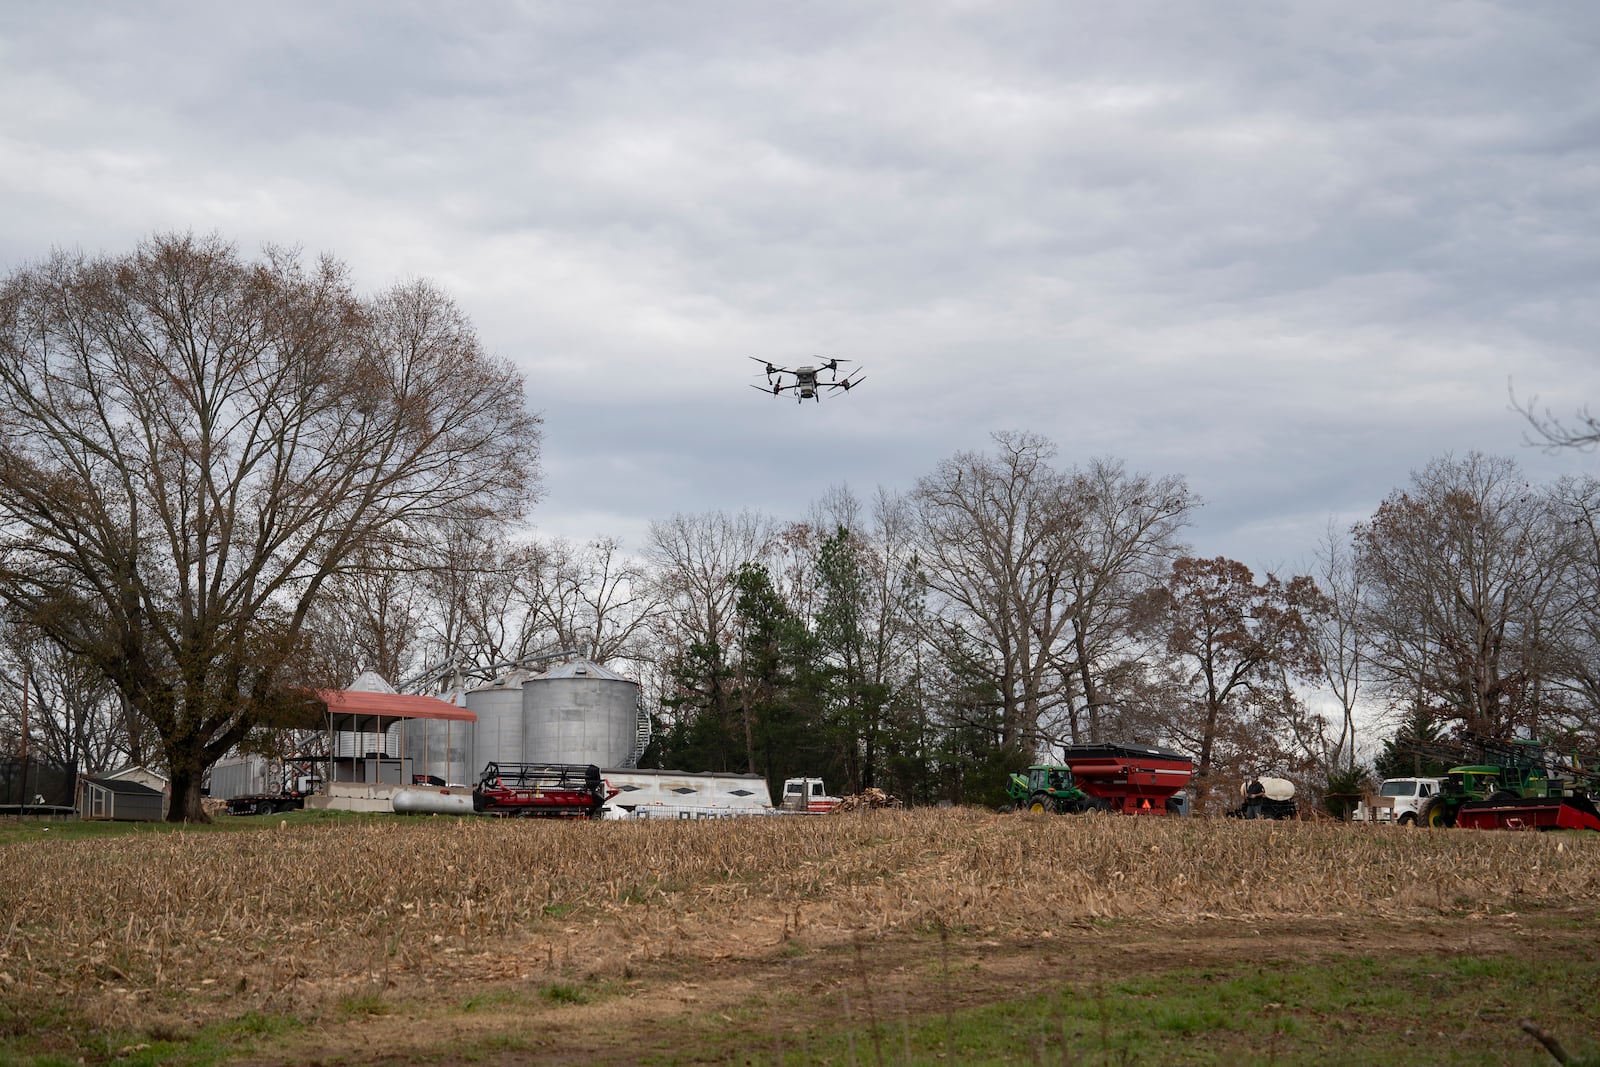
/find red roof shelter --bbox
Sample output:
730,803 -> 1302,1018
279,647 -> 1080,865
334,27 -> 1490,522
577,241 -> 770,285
311,689 -> 476,793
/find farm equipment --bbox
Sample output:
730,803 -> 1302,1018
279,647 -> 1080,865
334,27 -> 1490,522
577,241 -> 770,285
1228,777 -> 1298,820
1010,742 -> 1194,815
779,777 -> 842,814
1010,764 -> 1097,813
1414,737 -> 1600,832
471,762 -> 618,818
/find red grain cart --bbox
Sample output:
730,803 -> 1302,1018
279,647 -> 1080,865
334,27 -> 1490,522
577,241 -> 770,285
1059,743 -> 1194,815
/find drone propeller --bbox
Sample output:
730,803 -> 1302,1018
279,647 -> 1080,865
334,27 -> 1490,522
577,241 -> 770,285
748,356 -> 780,378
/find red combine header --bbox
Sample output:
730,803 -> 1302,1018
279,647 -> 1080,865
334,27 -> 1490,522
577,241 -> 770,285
472,763 -> 618,818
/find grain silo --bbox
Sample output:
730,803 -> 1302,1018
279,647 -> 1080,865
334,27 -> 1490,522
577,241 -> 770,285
465,670 -> 536,770
396,702 -> 475,785
524,660 -> 646,768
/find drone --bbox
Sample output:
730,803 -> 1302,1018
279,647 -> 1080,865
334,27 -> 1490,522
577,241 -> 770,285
750,356 -> 865,402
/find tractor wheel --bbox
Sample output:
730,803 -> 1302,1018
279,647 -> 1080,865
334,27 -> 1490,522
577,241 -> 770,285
1420,797 -> 1456,828
1027,793 -> 1053,815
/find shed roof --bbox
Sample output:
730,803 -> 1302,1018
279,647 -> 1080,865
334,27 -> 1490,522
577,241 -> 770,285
314,689 -> 476,732
84,777 -> 164,796
102,764 -> 168,784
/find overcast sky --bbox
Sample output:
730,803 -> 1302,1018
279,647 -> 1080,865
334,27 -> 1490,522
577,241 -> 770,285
3,2 -> 1598,573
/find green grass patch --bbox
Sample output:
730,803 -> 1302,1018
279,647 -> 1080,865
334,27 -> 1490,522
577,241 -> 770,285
646,949 -> 1600,1067
460,988 -> 534,1013
0,1004 -> 305,1067
539,982 -> 591,1005
337,988 -> 392,1018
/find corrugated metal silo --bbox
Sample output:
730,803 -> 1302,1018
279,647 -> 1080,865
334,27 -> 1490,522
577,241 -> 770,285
397,711 -> 474,785
524,660 -> 641,767
466,670 -> 535,770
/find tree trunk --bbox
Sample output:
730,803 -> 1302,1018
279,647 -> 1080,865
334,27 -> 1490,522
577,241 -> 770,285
166,764 -> 210,823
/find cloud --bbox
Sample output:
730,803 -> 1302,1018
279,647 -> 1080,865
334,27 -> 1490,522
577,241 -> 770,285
2,1 -> 1598,570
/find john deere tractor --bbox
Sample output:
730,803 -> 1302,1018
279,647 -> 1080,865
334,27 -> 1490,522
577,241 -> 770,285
1415,737 -> 1600,830
1008,764 -> 1104,814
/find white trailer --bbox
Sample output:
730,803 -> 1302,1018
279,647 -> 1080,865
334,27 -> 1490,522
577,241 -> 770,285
599,768 -> 776,819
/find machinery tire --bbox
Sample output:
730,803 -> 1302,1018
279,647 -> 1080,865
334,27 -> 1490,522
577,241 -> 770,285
1421,797 -> 1455,829
1027,793 -> 1053,815
1398,812 -> 1416,827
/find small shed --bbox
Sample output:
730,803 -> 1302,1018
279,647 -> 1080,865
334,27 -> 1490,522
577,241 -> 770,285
101,764 -> 171,817
78,777 -> 165,822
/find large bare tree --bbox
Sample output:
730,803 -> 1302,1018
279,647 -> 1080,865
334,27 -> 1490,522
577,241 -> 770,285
1148,556 -> 1323,813
0,233 -> 541,820
1354,453 -> 1572,740
1049,459 -> 1195,744
1306,521 -> 1365,772
912,431 -> 1082,752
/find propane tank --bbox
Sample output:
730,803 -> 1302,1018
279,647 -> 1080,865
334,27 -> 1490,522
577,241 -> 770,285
392,788 -> 477,816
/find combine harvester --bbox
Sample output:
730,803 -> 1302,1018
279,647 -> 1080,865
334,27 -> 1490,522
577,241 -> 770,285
1417,737 -> 1600,832
1012,742 -> 1193,814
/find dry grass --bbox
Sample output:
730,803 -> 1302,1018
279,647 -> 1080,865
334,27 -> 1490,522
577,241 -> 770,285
2,809 -> 1597,1035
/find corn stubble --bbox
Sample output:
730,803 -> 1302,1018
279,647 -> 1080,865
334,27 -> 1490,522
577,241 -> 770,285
1,811 -> 1595,1028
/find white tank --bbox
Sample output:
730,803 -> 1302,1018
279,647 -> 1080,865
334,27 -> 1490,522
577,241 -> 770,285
466,671 -> 534,771
392,787 -> 476,815
524,660 -> 640,767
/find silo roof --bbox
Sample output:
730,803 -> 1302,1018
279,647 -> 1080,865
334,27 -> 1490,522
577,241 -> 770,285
467,668 -> 536,694
538,659 -> 632,682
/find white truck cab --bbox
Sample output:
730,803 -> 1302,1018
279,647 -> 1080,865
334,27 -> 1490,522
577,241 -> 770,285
780,777 -> 841,814
1355,777 -> 1444,825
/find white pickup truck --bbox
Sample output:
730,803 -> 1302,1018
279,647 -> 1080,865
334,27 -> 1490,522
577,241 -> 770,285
1354,777 -> 1444,825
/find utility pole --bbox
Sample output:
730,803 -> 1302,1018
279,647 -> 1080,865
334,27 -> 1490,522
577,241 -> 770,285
16,658 -> 30,809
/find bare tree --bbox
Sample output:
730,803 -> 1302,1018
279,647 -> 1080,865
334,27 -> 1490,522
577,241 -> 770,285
646,510 -> 769,757
912,431 -> 1082,752
1354,453 -> 1572,740
1306,521 -> 1364,772
0,233 -> 541,820
1147,557 -> 1324,813
1513,384 -> 1600,452
1536,476 -> 1600,746
518,536 -> 664,670
0,623 -> 135,774
1049,459 -> 1195,744
304,544 -> 431,688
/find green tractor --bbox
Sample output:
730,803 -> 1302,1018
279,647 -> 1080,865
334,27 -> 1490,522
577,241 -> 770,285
1417,737 -> 1587,829
1008,764 -> 1100,814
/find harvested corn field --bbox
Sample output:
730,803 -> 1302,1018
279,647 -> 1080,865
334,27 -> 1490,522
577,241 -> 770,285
2,809 -> 1599,1065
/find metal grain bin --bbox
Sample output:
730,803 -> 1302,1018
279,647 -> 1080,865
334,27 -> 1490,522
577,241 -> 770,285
524,660 -> 641,767
397,711 -> 475,786
466,670 -> 535,770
